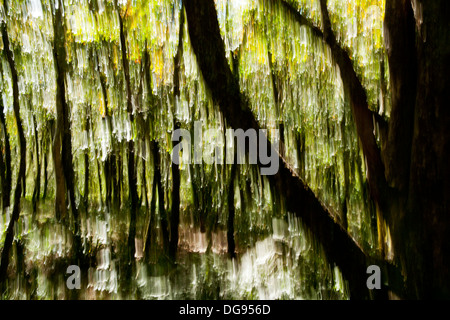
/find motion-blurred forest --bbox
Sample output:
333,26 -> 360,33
0,0 -> 449,300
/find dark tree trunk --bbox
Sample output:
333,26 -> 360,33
115,0 -> 138,262
0,82 -> 11,211
117,152 -> 123,208
103,130 -> 112,209
42,149 -> 48,200
144,171 -> 157,261
227,163 -> 237,259
32,113 -> 41,213
96,157 -> 104,207
84,104 -> 91,210
144,142 -> 159,261
22,153 -> 26,198
98,48 -> 115,209
383,0 -> 450,299
52,15 -> 67,222
142,41 -> 159,262
339,112 -> 349,232
84,151 -> 89,208
0,6 -> 27,287
155,141 -> 169,254
169,123 -> 181,261
42,121 -> 53,200
141,152 -> 149,209
383,0 -> 417,195
168,5 -> 185,262
0,132 -> 4,209
52,0 -> 82,259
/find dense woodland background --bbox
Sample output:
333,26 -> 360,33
0,0 -> 449,299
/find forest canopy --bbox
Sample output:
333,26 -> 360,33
0,0 -> 449,299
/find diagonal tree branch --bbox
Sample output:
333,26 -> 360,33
183,0 -> 394,299
279,0 -> 389,209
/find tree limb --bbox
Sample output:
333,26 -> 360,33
184,0 -> 387,299
279,0 -> 389,208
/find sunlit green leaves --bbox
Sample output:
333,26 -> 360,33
0,0 -> 389,299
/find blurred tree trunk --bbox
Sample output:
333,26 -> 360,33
144,142 -> 160,261
32,113 -> 41,213
169,4 -> 185,262
51,0 -> 82,259
142,43 -> 157,261
0,0 -> 27,286
0,73 -> 11,211
0,130 -> 4,209
84,103 -> 92,210
115,0 -> 138,263
227,162 -> 237,259
144,160 -> 157,261
97,47 -> 115,210
170,124 -> 181,261
52,1 -> 67,222
384,0 -> 450,298
42,120 -> 54,200
144,140 -> 169,258
157,141 -> 170,254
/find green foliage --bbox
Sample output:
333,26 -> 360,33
0,0 -> 387,299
